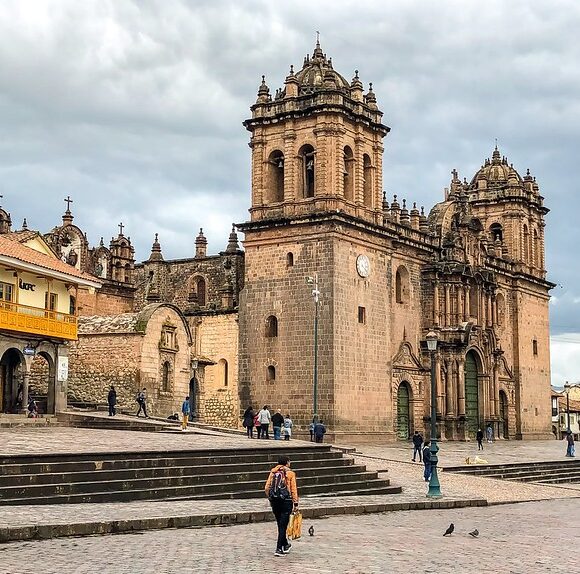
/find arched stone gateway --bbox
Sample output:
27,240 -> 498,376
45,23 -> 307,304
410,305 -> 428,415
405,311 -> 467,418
464,351 -> 481,437
0,348 -> 24,413
396,382 -> 411,440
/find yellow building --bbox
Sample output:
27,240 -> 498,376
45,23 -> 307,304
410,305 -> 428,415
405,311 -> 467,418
0,208 -> 101,414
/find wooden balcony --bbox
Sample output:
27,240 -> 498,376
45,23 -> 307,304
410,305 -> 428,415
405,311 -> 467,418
0,301 -> 77,340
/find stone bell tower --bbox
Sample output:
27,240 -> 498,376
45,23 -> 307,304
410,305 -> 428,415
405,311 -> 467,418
238,40 -> 393,437
243,38 -> 389,224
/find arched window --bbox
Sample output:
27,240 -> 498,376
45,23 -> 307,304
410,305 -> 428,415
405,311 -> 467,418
363,154 -> 373,207
218,359 -> 228,386
490,223 -> 503,242
523,224 -> 530,262
286,252 -> 294,267
299,144 -> 315,198
267,365 -> 276,382
343,146 -> 354,201
267,150 -> 284,203
162,361 -> 171,392
533,229 -> 539,267
196,277 -> 206,306
496,292 -> 505,326
395,266 -> 410,304
265,315 -> 278,337
124,263 -> 131,284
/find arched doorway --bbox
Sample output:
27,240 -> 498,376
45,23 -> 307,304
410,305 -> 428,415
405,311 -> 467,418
499,390 -> 509,439
464,351 -> 480,437
396,382 -> 411,440
28,352 -> 55,415
0,349 -> 24,413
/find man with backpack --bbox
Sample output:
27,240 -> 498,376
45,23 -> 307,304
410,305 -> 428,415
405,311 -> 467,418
265,455 -> 299,557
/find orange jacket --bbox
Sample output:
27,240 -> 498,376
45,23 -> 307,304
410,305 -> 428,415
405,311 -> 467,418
264,464 -> 299,503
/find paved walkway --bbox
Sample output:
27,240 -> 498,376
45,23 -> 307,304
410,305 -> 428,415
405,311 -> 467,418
0,499 -> 577,573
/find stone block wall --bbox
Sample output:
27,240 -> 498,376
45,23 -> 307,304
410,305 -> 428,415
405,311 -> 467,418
68,333 -> 142,410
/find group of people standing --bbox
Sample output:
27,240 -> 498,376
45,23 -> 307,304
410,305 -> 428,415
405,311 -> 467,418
242,406 -> 293,440
242,406 -> 328,442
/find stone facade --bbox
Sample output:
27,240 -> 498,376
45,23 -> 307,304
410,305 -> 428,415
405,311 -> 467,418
67,304 -> 193,416
238,41 -> 554,441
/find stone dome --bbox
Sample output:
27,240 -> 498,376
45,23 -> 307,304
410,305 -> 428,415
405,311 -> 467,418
294,41 -> 350,94
470,147 -> 523,189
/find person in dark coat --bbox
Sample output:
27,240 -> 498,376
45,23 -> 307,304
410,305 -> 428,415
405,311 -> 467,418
313,420 -> 326,443
422,441 -> 432,482
242,406 -> 255,438
476,428 -> 484,450
271,409 -> 284,440
107,385 -> 117,416
412,431 -> 423,462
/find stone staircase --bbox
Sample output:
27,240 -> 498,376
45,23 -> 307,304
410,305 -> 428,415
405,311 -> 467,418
57,412 -> 171,432
0,414 -> 59,428
0,445 -> 401,505
445,459 -> 580,485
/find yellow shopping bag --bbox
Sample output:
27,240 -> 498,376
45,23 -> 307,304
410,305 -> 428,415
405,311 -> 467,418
287,511 -> 302,540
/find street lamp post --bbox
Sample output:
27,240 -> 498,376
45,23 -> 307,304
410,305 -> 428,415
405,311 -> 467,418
306,274 -> 320,419
426,330 -> 442,498
564,381 -> 571,433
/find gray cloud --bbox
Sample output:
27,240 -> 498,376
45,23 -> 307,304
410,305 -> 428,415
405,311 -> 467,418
1,0 -> 579,378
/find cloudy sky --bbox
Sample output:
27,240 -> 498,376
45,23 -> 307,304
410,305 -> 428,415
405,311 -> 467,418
1,0 -> 579,384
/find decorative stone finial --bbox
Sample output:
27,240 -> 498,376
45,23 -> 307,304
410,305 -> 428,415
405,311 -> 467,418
148,233 -> 163,262
226,224 -> 240,253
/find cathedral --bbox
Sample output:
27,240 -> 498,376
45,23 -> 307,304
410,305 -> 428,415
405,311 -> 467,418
1,41 -> 554,441
237,40 -> 553,441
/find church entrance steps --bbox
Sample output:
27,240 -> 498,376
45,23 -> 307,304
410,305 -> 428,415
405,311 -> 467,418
0,415 -> 60,428
0,446 -> 401,506
58,412 -> 171,432
444,459 -> 580,485
0,494 -> 487,543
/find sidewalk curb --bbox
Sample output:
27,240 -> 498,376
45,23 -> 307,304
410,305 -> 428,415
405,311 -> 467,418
0,498 -> 486,543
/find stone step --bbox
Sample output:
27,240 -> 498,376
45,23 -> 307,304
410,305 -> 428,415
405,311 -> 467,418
0,476 -> 395,506
445,460 -> 580,474
0,446 -> 336,467
0,462 -> 364,487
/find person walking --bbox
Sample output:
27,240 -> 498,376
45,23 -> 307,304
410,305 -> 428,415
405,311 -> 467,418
265,455 -> 299,557
283,414 -> 293,441
254,412 -> 262,439
242,406 -> 255,438
272,409 -> 284,440
486,423 -> 494,444
565,431 -> 575,457
258,405 -> 271,439
412,430 -> 423,462
476,428 -> 484,450
107,385 -> 117,417
136,388 -> 149,418
422,441 -> 432,482
313,419 -> 326,443
181,396 -> 190,431
309,418 -> 316,442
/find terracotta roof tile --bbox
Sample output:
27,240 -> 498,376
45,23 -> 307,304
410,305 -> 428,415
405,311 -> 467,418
0,234 -> 100,284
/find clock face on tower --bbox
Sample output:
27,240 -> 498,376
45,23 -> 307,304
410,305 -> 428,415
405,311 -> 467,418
356,254 -> 370,278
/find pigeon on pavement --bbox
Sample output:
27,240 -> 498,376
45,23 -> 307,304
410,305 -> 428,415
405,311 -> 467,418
308,525 -> 315,537
443,523 -> 455,536
469,529 -> 479,538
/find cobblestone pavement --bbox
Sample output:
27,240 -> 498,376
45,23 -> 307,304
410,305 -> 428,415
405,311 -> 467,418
351,438 -> 569,466
0,499 -> 578,574
0,426 -> 315,456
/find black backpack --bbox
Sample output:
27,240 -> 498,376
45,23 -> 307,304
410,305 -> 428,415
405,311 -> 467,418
268,468 -> 291,500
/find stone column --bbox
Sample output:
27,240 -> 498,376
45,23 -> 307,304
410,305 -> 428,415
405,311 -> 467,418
458,287 -> 464,322
492,360 -> 499,417
445,358 -> 454,416
433,281 -> 440,326
486,292 -> 493,328
457,357 -> 466,416
444,284 -> 450,327
491,295 -> 497,325
21,370 -> 30,414
435,354 -> 443,415
464,286 -> 471,321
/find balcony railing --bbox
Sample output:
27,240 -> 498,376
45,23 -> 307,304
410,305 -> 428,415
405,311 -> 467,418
0,301 -> 77,340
